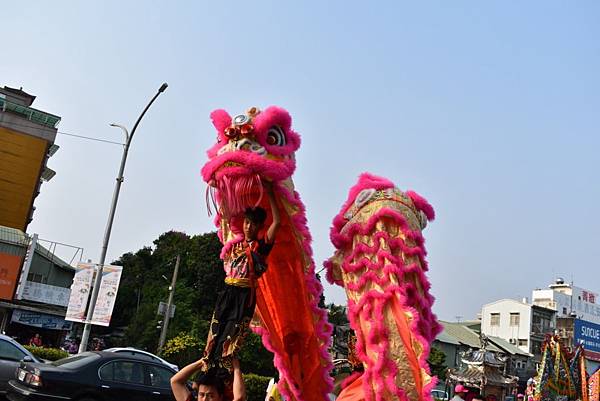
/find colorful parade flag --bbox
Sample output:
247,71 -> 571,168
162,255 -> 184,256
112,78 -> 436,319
590,369 -> 600,401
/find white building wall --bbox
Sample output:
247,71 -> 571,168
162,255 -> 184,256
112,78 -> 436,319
532,285 -> 600,324
481,299 -> 532,354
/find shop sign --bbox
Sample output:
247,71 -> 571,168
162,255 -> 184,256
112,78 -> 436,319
11,309 -> 72,331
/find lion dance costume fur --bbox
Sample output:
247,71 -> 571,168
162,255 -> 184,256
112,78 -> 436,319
201,106 -> 333,401
325,173 -> 441,401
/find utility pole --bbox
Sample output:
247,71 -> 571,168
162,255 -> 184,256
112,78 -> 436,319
158,254 -> 180,354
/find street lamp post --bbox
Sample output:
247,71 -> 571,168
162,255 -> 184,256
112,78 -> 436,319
79,83 -> 168,353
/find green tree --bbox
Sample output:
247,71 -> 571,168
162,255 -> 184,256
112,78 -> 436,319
327,303 -> 349,326
107,230 -> 276,376
238,333 -> 277,377
427,346 -> 447,381
110,231 -> 224,350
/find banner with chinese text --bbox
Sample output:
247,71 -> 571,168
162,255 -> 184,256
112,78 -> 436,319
91,265 -> 122,326
65,263 -> 95,323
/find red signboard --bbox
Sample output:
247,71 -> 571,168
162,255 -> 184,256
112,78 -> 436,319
0,253 -> 23,300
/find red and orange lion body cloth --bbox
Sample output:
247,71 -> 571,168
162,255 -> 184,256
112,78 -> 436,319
201,106 -> 440,401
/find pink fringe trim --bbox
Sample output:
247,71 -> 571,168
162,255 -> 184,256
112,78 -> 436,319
261,182 -> 334,399
216,180 -> 334,400
325,173 -> 441,401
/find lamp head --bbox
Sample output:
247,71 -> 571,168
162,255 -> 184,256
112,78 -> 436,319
159,83 -> 168,93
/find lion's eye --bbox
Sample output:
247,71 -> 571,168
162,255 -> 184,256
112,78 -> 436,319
266,126 -> 286,146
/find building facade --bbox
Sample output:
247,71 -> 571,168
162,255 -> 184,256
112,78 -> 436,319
481,299 -> 555,362
0,227 -> 75,346
533,278 -> 600,373
0,85 -> 60,232
0,85 -> 74,347
532,278 -> 600,325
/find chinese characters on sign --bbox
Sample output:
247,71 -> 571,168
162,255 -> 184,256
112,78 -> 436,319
11,310 -> 72,331
65,263 -> 95,323
22,281 -> 70,307
582,291 -> 597,305
90,265 -> 122,326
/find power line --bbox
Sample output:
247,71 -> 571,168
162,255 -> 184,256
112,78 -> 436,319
0,119 -> 124,146
57,131 -> 124,145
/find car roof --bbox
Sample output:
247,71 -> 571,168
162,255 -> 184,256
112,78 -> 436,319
105,348 -> 163,359
104,348 -> 176,366
63,352 -> 176,369
0,334 -> 24,344
105,347 -> 156,355
0,334 -> 40,362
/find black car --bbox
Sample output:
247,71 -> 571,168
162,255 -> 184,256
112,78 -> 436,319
7,351 -> 176,401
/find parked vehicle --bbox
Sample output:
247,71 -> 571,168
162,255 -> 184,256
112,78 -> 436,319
7,351 -> 176,401
432,389 -> 449,401
104,347 -> 179,371
0,334 -> 40,396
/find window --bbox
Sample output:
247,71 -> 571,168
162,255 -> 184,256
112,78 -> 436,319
99,361 -> 145,385
146,364 -> 174,388
0,340 -> 26,361
518,339 -> 528,347
27,273 -> 46,283
562,307 -> 567,315
490,313 -> 500,326
114,350 -> 157,362
510,313 -> 520,326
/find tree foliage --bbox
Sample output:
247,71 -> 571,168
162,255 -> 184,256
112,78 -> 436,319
327,303 -> 349,327
243,373 -> 272,401
427,346 -> 447,381
105,231 -> 276,376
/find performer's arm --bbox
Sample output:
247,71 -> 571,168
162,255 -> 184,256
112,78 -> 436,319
265,182 -> 280,244
170,360 -> 202,401
232,358 -> 247,401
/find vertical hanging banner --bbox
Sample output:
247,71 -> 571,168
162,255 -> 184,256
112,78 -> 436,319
91,265 -> 122,326
65,263 -> 95,323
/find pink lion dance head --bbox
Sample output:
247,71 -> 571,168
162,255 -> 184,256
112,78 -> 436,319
200,106 -> 333,401
201,106 -> 301,217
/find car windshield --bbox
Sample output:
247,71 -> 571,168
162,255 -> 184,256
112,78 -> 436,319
52,353 -> 101,368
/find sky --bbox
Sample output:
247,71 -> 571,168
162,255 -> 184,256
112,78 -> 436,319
2,1 -> 599,322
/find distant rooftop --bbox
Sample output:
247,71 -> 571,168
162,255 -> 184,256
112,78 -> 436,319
437,321 -> 502,353
0,226 -> 74,270
0,86 -> 61,129
2,86 -> 36,106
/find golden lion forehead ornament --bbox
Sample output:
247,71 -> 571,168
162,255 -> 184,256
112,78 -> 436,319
225,107 -> 261,139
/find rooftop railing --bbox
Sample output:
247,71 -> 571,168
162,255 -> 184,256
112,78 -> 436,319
0,96 -> 61,129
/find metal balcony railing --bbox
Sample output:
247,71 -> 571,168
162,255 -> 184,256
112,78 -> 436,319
0,96 -> 61,128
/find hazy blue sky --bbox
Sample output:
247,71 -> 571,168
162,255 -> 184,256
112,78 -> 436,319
2,1 -> 599,321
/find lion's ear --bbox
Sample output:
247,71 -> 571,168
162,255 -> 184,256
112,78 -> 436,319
210,109 -> 232,134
